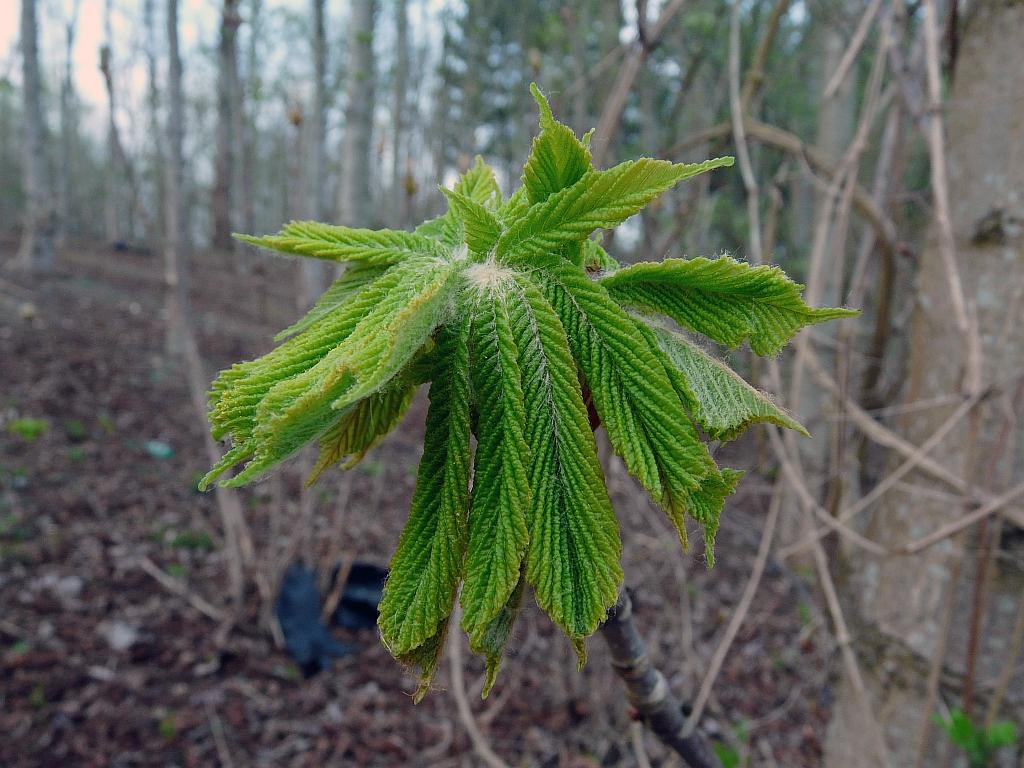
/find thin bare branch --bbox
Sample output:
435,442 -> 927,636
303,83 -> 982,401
902,480 -> 1024,555
808,515 -> 893,767
729,0 -> 763,265
448,606 -> 511,768
591,0 -> 686,167
823,0 -> 883,100
687,486 -> 781,727
920,0 -> 971,346
138,556 -> 225,622
666,119 -> 901,262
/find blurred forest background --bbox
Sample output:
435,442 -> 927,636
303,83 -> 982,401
1,0 -> 1022,766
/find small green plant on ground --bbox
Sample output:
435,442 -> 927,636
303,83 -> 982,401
7,417 -> 49,442
201,84 -> 854,701
936,708 -> 1018,768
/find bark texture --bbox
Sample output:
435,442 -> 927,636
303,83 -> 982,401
826,1 -> 1024,764
18,0 -> 55,271
391,0 -> 409,228
599,590 -> 722,768
338,0 -> 376,227
298,0 -> 328,307
212,0 -> 242,252
164,0 -> 189,355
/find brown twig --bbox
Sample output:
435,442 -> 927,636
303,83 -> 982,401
666,119 -> 901,262
687,487 -> 781,728
448,605 -> 511,768
204,699 -> 235,768
901,480 -> 1024,555
138,555 -> 225,622
728,0 -> 763,266
591,0 -> 686,167
823,0 -> 883,100
920,0 -> 972,351
738,0 -> 791,114
598,590 -> 722,768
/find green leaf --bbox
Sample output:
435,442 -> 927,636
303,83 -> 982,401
498,187 -> 531,224
460,285 -> 530,661
687,467 -> 743,567
274,263 -> 388,342
523,83 -> 592,205
396,618 -> 451,704
508,275 -> 622,642
215,257 -> 459,486
203,262 -> 417,487
582,238 -> 619,275
454,155 -> 502,209
307,380 -> 416,483
534,259 -> 719,550
417,157 -> 502,249
497,157 -> 734,264
238,221 -> 444,265
474,572 -> 526,697
441,187 -> 501,254
986,721 -> 1017,749
379,318 -> 472,691
602,256 -> 859,356
648,323 -> 808,441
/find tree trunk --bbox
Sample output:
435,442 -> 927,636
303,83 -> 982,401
778,19 -> 857,553
298,0 -> 328,307
826,1 -> 1024,764
58,1 -> 80,244
241,0 -> 261,235
338,0 -> 376,227
18,0 -> 55,271
144,0 -> 165,252
391,0 -> 409,228
212,0 -> 242,252
164,0 -> 189,355
101,0 -> 122,245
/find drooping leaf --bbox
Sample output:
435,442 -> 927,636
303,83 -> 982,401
687,467 -> 744,567
602,256 -> 859,356
534,259 -> 718,549
379,318 -> 472,692
523,83 -> 592,205
460,284 -> 530,661
307,381 -> 416,483
474,572 -> 526,697
238,221 -> 444,265
497,157 -> 734,264
216,257 -> 459,487
509,274 -> 622,643
396,616 -> 451,704
647,323 -> 808,441
441,187 -> 501,254
202,262 -> 419,488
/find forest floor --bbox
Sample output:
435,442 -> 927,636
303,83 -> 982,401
1,238 -> 834,767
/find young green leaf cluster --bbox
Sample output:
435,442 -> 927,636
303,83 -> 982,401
202,84 -> 856,699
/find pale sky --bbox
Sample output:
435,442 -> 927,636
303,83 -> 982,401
1,0 -> 222,107
0,0 -> 448,143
